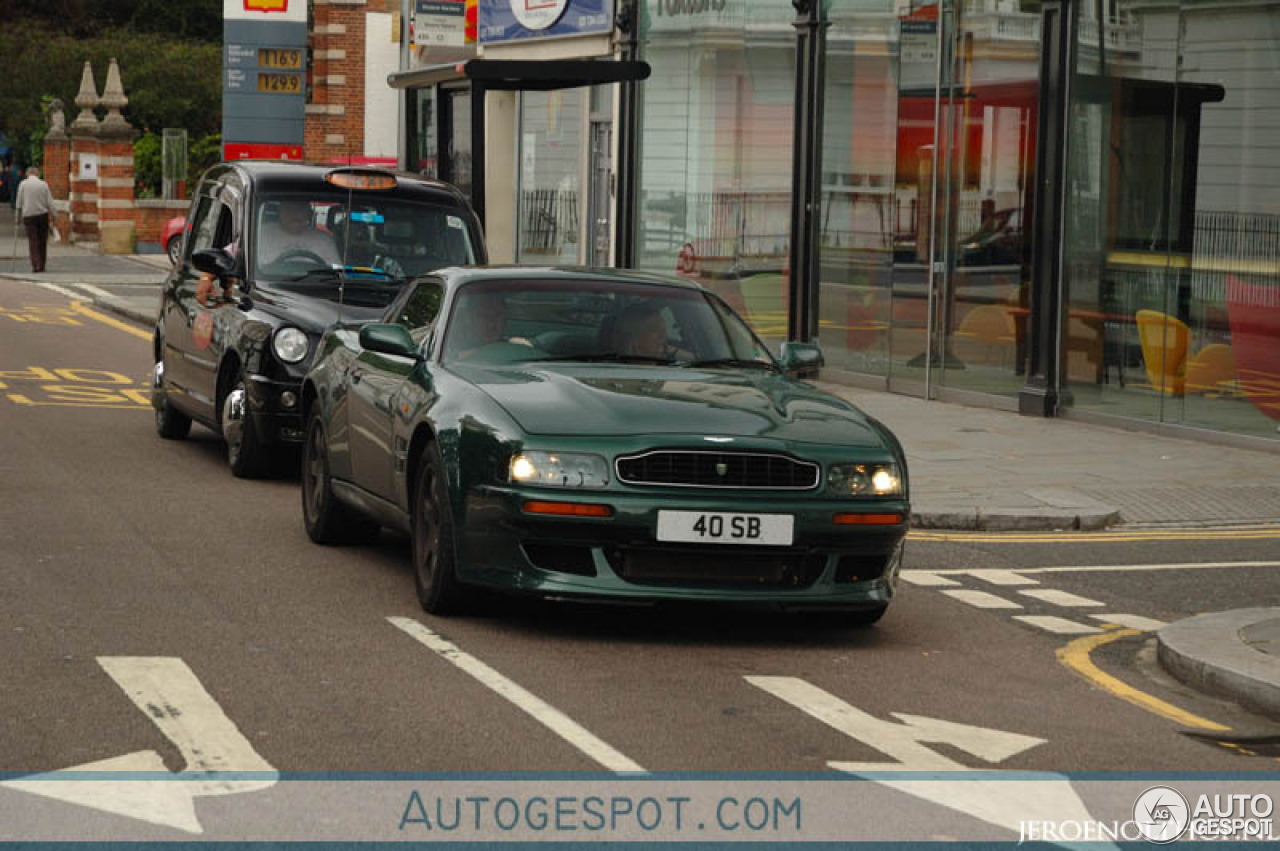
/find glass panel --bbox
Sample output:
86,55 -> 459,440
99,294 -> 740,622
516,89 -> 585,265
636,2 -> 796,353
446,90 -> 472,198
819,0 -> 900,376
936,0 -> 1040,398
1164,4 -> 1280,441
411,88 -> 438,178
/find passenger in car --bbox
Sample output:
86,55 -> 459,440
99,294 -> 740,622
614,303 -> 670,359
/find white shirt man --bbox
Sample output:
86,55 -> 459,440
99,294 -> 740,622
14,168 -> 56,273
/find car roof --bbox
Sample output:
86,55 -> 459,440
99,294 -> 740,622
214,161 -> 468,205
434,266 -> 707,293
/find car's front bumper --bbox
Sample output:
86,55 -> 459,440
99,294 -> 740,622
457,487 -> 909,609
245,374 -> 306,444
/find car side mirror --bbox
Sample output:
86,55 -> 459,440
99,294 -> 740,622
779,341 -> 824,376
192,248 -> 236,279
359,323 -> 420,360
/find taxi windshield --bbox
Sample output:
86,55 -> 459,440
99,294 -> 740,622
251,193 -> 477,283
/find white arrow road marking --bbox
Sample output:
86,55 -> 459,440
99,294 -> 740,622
389,617 -> 645,773
941,589 -> 1024,609
1,657 -> 276,834
747,677 -> 1108,847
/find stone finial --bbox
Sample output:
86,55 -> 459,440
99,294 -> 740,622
45,98 -> 67,140
70,61 -> 100,135
99,58 -> 135,137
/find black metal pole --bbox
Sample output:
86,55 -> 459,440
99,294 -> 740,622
1018,0 -> 1074,416
614,0 -> 641,268
471,82 -> 487,229
787,0 -> 828,342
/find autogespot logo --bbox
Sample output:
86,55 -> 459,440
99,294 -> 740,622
1134,786 -> 1191,843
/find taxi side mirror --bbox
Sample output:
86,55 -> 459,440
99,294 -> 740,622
192,248 -> 236,279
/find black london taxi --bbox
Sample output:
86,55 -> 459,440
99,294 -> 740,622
151,161 -> 486,477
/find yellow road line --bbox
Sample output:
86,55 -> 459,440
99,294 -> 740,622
6,395 -> 148,410
1057,629 -> 1230,732
69,301 -> 151,341
909,528 -> 1280,544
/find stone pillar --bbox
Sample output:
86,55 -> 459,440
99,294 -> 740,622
305,0 -> 366,162
97,58 -> 138,255
42,98 -> 71,241
68,61 -> 102,246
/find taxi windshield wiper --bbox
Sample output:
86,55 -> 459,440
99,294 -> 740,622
675,357 -> 780,372
284,265 -> 398,283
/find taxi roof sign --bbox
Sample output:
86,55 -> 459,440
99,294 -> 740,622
324,169 -> 398,191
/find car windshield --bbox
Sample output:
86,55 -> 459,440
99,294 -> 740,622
439,279 -> 777,368
252,193 -> 477,285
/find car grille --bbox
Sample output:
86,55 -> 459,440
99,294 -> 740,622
614,450 -> 820,490
605,547 -> 826,589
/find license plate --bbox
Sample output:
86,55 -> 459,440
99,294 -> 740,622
656,510 -> 794,546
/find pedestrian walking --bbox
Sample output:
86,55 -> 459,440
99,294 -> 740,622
14,167 -> 55,273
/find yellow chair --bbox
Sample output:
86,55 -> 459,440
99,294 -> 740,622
954,304 -> 1016,367
1135,309 -> 1189,395
1185,343 -> 1237,394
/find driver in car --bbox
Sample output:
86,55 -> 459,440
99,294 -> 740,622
258,199 -> 340,268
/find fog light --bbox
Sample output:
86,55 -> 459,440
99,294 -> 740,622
280,391 -> 298,409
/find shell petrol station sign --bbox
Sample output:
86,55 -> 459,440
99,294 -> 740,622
222,0 -> 307,161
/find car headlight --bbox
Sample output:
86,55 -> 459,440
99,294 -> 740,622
827,462 -> 902,497
272,327 -> 309,364
510,451 -> 609,489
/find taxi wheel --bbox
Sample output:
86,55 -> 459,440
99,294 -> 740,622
412,442 -> 467,615
302,411 -> 379,544
224,375 -> 267,479
153,353 -> 191,440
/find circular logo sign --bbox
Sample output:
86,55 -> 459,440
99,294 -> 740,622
510,0 -> 569,30
1133,786 -> 1190,844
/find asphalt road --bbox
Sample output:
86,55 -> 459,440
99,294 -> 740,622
1,279 -> 1278,841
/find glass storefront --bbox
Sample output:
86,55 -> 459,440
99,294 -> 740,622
819,0 -> 1041,398
636,1 -> 797,351
1063,0 -> 1280,441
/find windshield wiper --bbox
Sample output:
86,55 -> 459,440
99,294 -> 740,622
533,353 -> 676,365
284,265 -> 399,283
675,357 -> 780,372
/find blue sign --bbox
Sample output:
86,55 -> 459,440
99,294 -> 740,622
478,0 -> 613,44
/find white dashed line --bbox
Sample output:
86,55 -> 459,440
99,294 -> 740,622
1012,616 -> 1102,635
388,617 -> 645,773
899,572 -> 961,587
1018,589 -> 1104,607
940,589 -> 1023,609
1089,613 -> 1167,631
968,570 -> 1040,587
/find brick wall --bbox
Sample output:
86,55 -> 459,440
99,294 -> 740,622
306,0 -> 368,162
68,136 -> 100,243
134,200 -> 190,245
97,137 -> 135,227
43,137 -> 70,200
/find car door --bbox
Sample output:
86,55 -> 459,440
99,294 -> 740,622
161,192 -> 216,417
348,281 -> 443,501
166,194 -> 235,422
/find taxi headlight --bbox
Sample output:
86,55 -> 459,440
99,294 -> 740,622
510,451 -> 609,489
273,327 -> 309,364
827,462 -> 902,497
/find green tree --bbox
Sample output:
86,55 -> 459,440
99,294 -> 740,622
134,131 -> 162,198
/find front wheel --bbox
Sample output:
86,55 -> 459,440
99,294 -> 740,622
166,235 -> 182,267
302,411 -> 379,544
223,374 -> 267,479
412,442 -> 467,615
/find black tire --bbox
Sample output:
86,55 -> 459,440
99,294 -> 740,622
412,441 -> 467,615
166,235 -> 182,267
224,373 -> 267,479
301,411 -> 379,544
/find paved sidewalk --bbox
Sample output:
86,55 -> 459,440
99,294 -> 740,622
1158,609 -> 1280,721
0,216 -> 168,285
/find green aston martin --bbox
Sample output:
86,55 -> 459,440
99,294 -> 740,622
300,267 -> 910,623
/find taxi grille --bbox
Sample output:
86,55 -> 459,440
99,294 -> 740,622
615,450 -> 819,490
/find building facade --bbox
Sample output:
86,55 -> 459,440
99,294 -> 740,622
392,0 -> 1280,448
